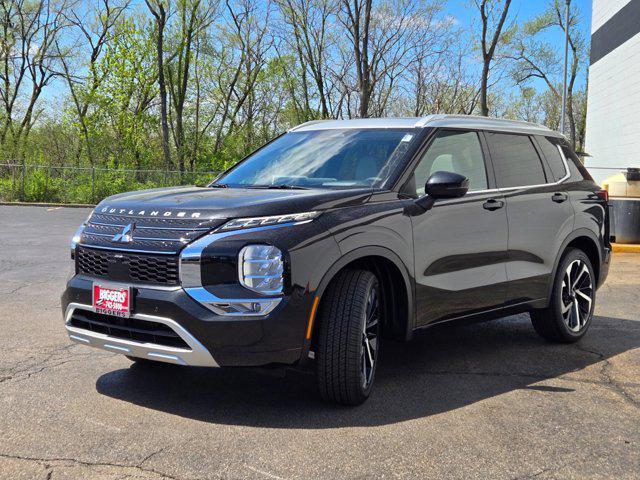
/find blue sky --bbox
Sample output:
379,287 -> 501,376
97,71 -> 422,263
446,0 -> 592,91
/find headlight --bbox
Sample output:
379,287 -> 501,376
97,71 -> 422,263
70,210 -> 93,259
220,211 -> 320,231
238,245 -> 284,295
71,225 -> 84,253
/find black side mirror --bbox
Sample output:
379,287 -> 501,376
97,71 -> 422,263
405,171 -> 469,216
425,171 -> 469,199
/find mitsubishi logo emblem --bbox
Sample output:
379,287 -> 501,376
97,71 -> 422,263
112,223 -> 135,243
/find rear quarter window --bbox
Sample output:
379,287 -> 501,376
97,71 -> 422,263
561,145 -> 594,181
537,136 -> 568,182
486,133 -> 547,188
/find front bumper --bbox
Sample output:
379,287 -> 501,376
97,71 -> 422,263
62,275 -> 312,367
65,302 -> 218,366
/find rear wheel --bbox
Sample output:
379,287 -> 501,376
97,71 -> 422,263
316,269 -> 381,406
530,248 -> 595,343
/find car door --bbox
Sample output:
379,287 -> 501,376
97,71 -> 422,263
485,132 -> 575,305
410,129 -> 509,327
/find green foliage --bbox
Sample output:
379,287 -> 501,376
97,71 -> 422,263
0,164 -> 219,204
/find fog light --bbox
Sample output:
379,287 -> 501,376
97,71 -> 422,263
239,245 -> 284,295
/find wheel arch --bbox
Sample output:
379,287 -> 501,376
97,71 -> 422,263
546,229 -> 603,303
314,246 -> 415,342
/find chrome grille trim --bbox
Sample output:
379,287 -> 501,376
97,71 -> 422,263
90,220 -> 211,231
77,214 -> 225,256
82,231 -> 186,242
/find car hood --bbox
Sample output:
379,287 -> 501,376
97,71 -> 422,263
95,185 -> 373,221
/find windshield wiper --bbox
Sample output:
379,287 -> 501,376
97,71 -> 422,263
244,184 -> 309,190
209,183 -> 229,188
265,184 -> 309,190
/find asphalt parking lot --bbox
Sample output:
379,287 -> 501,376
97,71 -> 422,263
0,205 -> 638,480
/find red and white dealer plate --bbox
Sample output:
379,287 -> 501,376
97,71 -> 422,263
93,284 -> 131,318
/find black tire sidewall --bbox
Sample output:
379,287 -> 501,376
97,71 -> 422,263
315,269 -> 382,405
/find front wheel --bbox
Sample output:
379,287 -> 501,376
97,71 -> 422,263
530,248 -> 596,343
316,269 -> 381,406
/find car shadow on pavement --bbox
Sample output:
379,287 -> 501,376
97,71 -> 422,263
95,314 -> 639,429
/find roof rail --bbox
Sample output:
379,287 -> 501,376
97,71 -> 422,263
288,120 -> 331,132
415,114 -> 562,138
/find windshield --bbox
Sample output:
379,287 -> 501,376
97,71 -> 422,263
215,128 -> 417,189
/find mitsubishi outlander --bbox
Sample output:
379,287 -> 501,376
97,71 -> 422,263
62,115 -> 611,405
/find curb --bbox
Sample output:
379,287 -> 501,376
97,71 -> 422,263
611,243 -> 640,253
0,201 -> 95,208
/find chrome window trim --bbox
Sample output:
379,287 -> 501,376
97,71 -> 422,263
64,302 -> 218,367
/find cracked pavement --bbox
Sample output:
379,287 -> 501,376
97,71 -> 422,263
0,205 -> 639,479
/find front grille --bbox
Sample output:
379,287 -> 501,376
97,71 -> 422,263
76,246 -> 179,285
80,214 -> 224,254
68,310 -> 189,349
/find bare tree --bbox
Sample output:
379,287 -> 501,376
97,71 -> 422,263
145,0 -> 172,168
474,0 -> 512,116
412,44 -> 481,116
59,0 -> 131,164
509,0 -> 586,146
275,0 -> 337,119
166,0 -> 216,172
339,0 -> 371,117
208,0 -> 272,153
338,0 -> 438,118
0,0 -> 74,157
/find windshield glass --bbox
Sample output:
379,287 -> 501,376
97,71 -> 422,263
215,128 -> 417,189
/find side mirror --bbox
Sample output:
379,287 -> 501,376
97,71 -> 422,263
405,171 -> 469,216
425,171 -> 470,199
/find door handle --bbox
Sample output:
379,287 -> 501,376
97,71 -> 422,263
552,192 -> 568,203
483,199 -> 505,211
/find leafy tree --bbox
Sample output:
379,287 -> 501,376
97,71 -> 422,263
509,0 -> 586,147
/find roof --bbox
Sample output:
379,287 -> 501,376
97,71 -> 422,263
289,114 -> 564,138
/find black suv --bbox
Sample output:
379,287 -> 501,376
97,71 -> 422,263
63,115 -> 611,405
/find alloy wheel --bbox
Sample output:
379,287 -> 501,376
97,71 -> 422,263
361,286 -> 380,389
560,259 -> 593,332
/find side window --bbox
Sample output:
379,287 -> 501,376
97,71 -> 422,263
413,130 -> 488,196
537,136 -> 567,182
561,145 -> 593,180
487,133 -> 547,188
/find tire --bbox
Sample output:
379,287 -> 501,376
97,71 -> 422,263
316,269 -> 381,406
530,248 -> 596,343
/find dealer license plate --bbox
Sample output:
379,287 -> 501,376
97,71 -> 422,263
92,284 -> 131,318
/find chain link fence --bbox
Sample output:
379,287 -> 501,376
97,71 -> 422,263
0,163 -> 221,205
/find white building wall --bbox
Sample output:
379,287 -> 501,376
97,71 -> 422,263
585,0 -> 640,185
591,0 -> 631,31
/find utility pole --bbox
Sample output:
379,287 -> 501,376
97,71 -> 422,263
560,0 -> 570,134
